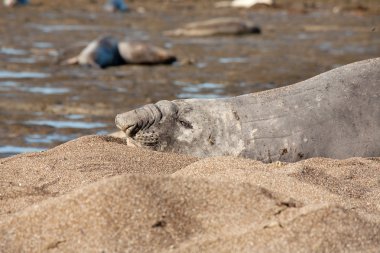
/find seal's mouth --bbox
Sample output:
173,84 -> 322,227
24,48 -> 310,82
115,114 -> 158,148
123,124 -> 137,136
121,129 -> 159,149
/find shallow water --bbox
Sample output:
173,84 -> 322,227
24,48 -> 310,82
24,120 -> 108,129
0,146 -> 46,158
19,86 -> 70,94
29,24 -> 105,33
0,48 -> 28,55
33,42 -> 53,48
0,82 -> 70,94
175,81 -> 227,99
0,1 -> 379,157
0,71 -> 50,79
219,57 -> 248,64
25,133 -> 78,144
64,114 -> 85,120
7,57 -> 37,64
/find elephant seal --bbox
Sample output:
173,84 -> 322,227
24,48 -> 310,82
64,35 -> 176,68
3,0 -> 28,7
115,58 -> 380,162
164,17 -> 261,37
104,0 -> 128,12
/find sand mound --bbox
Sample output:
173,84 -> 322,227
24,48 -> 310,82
0,135 -> 198,219
1,136 -> 379,252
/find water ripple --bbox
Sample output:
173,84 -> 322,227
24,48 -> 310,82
0,70 -> 50,79
24,120 -> 107,129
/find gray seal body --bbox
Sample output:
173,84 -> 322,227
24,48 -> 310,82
116,58 -> 380,162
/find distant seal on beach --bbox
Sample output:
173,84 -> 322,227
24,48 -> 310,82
115,58 -> 380,162
164,17 -> 261,37
215,0 -> 274,8
3,0 -> 28,7
104,0 -> 128,12
64,35 -> 176,68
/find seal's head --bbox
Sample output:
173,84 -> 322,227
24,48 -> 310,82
115,100 -> 210,154
116,101 -> 179,150
115,99 -> 239,157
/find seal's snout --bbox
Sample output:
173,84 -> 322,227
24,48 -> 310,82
115,101 -> 177,140
115,113 -> 130,131
115,111 -> 140,138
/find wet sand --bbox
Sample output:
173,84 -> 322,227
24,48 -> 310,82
0,0 -> 379,156
1,136 -> 380,252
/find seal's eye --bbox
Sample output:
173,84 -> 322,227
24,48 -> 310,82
178,119 -> 193,129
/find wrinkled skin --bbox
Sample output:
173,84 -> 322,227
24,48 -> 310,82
115,99 -> 244,157
115,58 -> 380,162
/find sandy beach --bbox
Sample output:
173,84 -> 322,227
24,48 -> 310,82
1,0 -> 379,155
1,0 -> 379,252
1,135 -> 379,252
